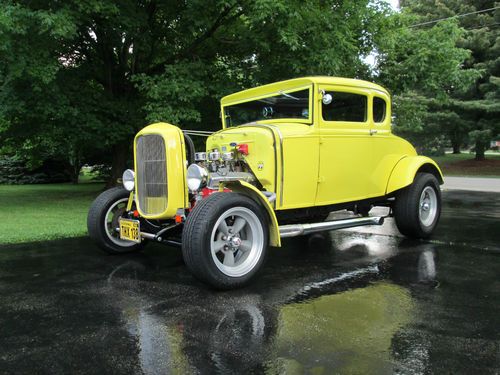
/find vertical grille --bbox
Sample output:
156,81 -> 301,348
136,134 -> 168,215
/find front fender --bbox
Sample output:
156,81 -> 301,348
222,181 -> 281,247
386,156 -> 444,195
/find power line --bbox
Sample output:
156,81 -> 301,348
463,22 -> 500,31
409,6 -> 500,28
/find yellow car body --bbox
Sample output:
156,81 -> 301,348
130,77 -> 442,247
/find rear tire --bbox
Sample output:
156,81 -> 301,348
182,193 -> 269,289
87,187 -> 145,254
393,173 -> 441,239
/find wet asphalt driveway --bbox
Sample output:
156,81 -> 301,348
0,190 -> 499,374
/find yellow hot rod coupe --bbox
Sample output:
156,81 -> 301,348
88,77 -> 443,289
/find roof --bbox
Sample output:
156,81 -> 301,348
221,76 -> 389,105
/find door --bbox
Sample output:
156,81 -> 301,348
315,85 -> 376,206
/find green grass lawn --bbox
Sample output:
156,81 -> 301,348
0,183 -> 104,244
431,153 -> 500,177
78,166 -> 107,183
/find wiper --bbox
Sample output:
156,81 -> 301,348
279,91 -> 300,100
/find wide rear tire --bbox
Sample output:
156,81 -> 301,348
87,187 -> 146,254
393,173 -> 441,239
182,193 -> 269,289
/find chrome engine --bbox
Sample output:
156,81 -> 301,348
188,148 -> 256,192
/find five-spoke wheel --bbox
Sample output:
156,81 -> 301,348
210,207 -> 265,277
182,193 -> 268,289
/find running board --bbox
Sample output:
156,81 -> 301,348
279,216 -> 384,238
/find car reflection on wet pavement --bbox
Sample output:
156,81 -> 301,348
0,190 -> 499,374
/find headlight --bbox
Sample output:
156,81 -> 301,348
122,169 -> 135,191
187,164 -> 207,191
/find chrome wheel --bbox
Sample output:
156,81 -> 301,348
418,186 -> 438,227
104,198 -> 135,247
210,207 -> 265,277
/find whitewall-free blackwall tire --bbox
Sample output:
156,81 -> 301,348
87,187 -> 145,254
182,193 -> 269,289
394,173 -> 441,239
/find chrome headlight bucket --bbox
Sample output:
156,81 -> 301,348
122,169 -> 135,191
187,164 -> 208,192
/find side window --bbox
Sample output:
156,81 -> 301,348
373,97 -> 386,123
322,91 -> 367,122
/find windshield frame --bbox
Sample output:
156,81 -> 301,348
221,84 -> 314,128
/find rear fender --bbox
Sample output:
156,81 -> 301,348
222,181 -> 281,247
386,156 -> 444,195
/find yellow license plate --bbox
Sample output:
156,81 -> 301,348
119,219 -> 141,243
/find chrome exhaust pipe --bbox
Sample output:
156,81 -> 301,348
140,231 -> 182,247
279,216 -> 384,238
140,232 -> 156,240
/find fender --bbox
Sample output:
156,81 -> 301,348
386,156 -> 444,195
222,180 -> 281,247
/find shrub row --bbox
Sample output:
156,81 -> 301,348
0,156 -> 71,184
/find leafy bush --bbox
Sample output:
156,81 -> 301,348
0,155 -> 71,184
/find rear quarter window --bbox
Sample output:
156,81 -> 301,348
373,97 -> 387,123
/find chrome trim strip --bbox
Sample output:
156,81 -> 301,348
237,124 -> 283,209
183,130 -> 214,137
264,124 -> 284,207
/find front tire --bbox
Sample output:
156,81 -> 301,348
182,193 -> 269,289
87,187 -> 145,254
393,173 -> 441,239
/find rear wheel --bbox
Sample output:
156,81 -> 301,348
182,193 -> 269,289
393,173 -> 441,239
87,187 -> 145,254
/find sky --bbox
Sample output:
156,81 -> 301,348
388,0 -> 399,10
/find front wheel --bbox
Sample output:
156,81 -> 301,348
393,173 -> 441,239
182,193 -> 269,289
87,187 -> 146,254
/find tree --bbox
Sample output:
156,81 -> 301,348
398,0 -> 500,159
375,13 -> 479,155
0,0 -> 393,184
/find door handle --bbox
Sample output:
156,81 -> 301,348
369,129 -> 378,136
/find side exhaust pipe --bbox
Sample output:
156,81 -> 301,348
279,216 -> 384,238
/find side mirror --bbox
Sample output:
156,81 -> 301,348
322,93 -> 333,105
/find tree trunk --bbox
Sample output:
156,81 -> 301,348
452,143 -> 460,154
475,141 -> 486,161
70,166 -> 80,184
67,153 -> 82,184
107,143 -> 129,188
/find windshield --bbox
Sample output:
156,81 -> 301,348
224,88 -> 311,127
